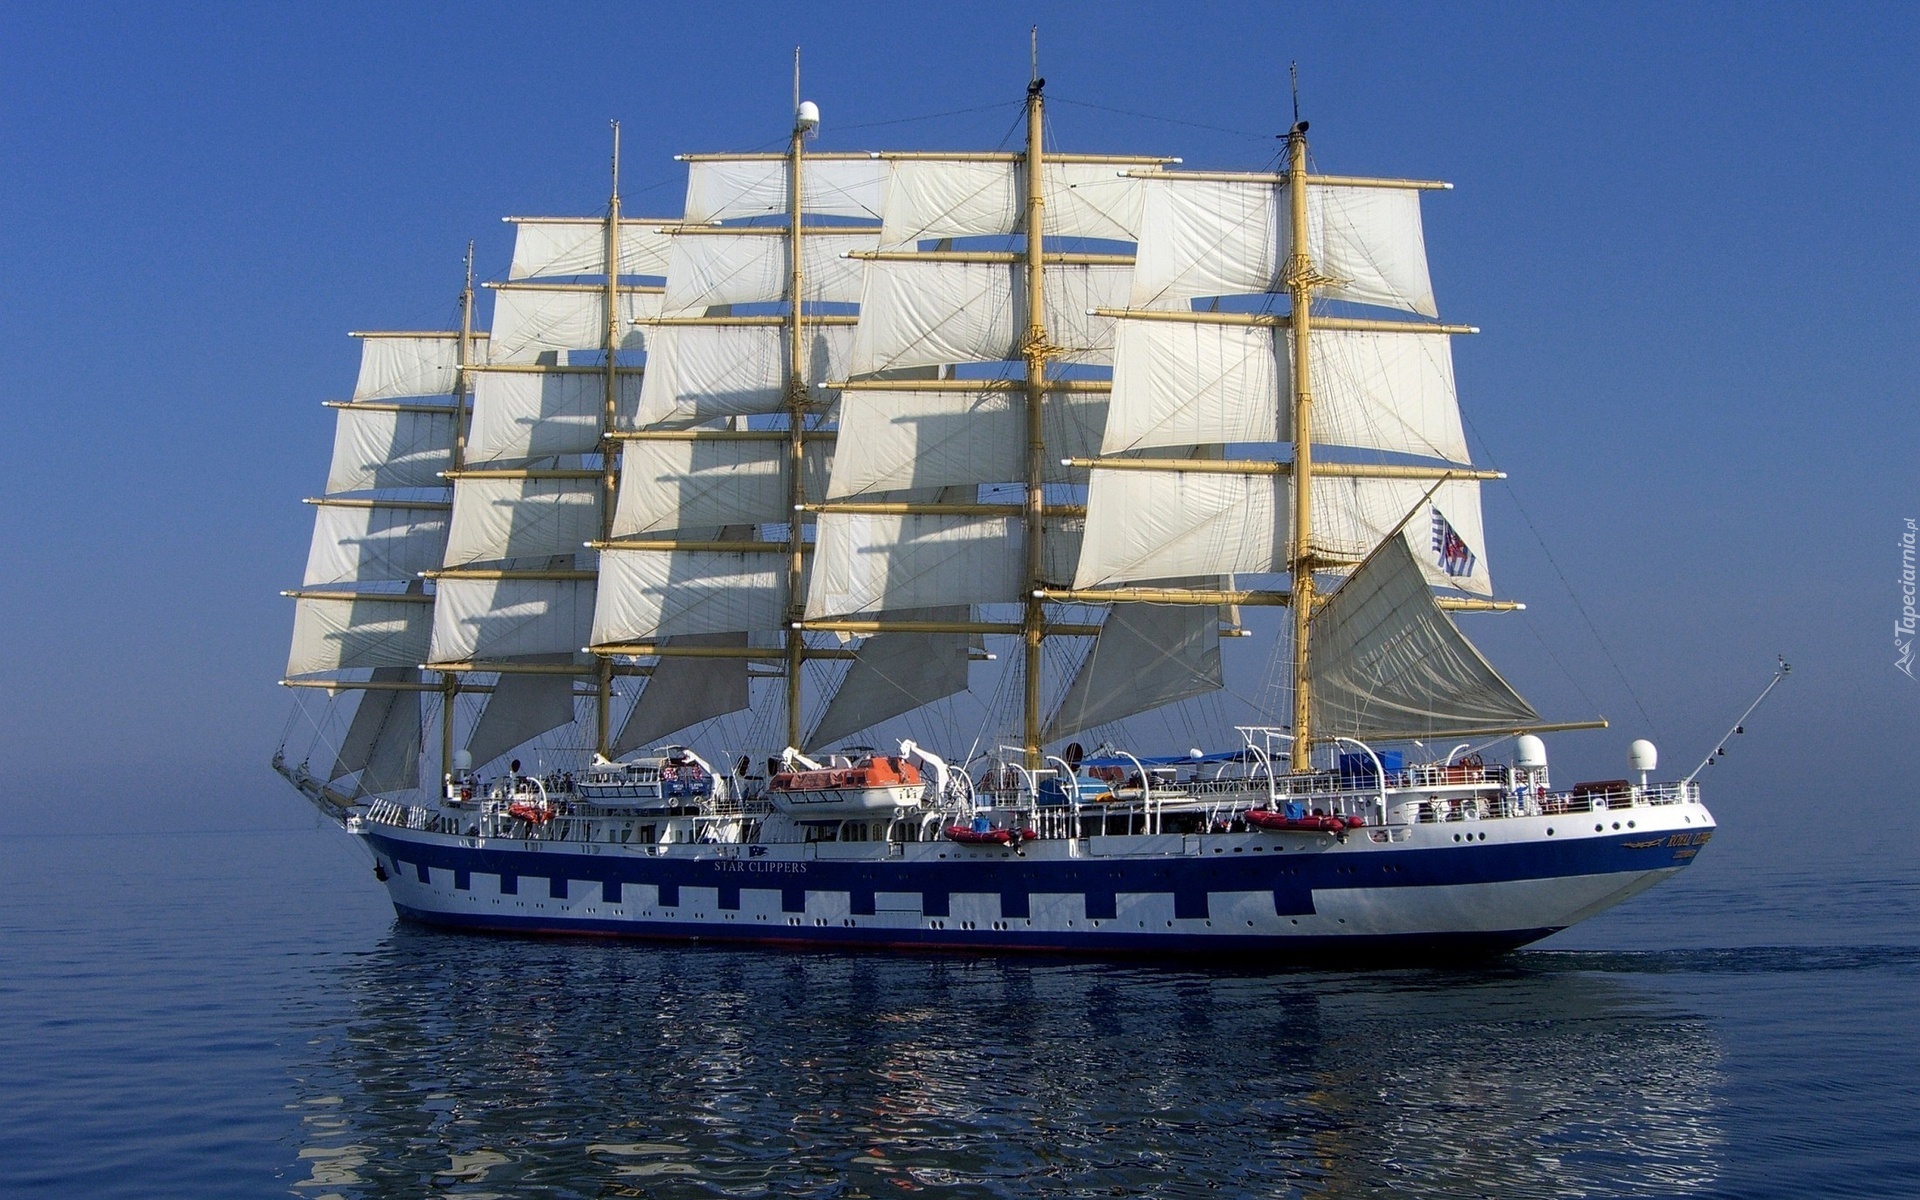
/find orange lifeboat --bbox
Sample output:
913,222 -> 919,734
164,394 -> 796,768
768,753 -> 925,817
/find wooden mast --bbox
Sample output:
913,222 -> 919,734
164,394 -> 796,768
595,121 -> 623,759
442,242 -> 476,786
1285,121 -> 1319,772
1019,43 -> 1050,770
783,50 -> 812,751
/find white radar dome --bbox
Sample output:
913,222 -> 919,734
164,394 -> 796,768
452,749 -> 473,772
1515,734 -> 1547,769
796,100 -> 820,131
1628,739 -> 1658,773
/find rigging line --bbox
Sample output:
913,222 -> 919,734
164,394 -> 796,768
1458,406 -> 1661,738
1515,602 -> 1604,716
993,104 -> 1026,155
837,100 -> 1023,132
1051,95 -> 1279,142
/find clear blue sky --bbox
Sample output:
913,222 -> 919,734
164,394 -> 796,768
3,2 -> 1913,826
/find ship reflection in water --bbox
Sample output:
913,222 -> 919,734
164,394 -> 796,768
291,933 -> 1725,1197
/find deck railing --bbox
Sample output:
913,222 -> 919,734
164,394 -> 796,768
354,771 -> 1702,846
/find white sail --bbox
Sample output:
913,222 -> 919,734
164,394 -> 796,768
1102,320 -> 1467,462
635,323 -> 855,426
806,513 -> 1080,618
613,439 -> 832,536
662,230 -> 879,314
809,609 -> 974,748
613,633 -> 751,753
1074,471 -> 1491,596
489,285 -> 661,363
429,573 -> 597,663
1044,602 -> 1223,741
1131,178 -> 1436,316
849,260 -> 1132,373
1310,534 -> 1537,738
465,671 -> 579,768
324,404 -> 456,493
442,475 -> 601,567
465,370 -> 642,465
827,388 -> 1106,497
331,670 -> 421,791
593,548 -> 791,643
878,159 -> 1150,248
287,593 -> 434,676
507,218 -> 675,280
302,502 -> 449,587
683,157 -> 889,223
351,334 -> 481,401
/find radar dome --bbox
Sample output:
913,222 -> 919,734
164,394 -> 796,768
452,749 -> 473,772
1515,734 -> 1547,769
1628,739 -> 1658,773
796,100 -> 820,131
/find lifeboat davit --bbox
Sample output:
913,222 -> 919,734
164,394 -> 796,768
1245,808 -> 1365,833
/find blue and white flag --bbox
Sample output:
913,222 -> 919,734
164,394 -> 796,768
1430,506 -> 1477,580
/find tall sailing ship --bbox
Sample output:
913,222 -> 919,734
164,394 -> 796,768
275,76 -> 1716,957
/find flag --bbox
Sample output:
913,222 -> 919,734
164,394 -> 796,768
1431,506 -> 1476,579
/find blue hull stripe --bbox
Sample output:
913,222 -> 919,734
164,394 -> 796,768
391,901 -> 1563,961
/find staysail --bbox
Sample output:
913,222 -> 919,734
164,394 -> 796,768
809,609 -> 976,749
1309,534 -> 1537,739
1044,601 -> 1224,742
612,633 -> 752,753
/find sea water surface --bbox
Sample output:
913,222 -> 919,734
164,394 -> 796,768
1,787 -> 1915,1198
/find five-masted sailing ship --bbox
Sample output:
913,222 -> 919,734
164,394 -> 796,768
275,70 -> 1715,957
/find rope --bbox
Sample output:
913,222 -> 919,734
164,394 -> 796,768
837,101 -> 1023,132
1051,96 -> 1281,143
1459,405 -> 1662,739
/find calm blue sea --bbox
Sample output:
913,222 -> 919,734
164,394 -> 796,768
2,788 -> 1915,1199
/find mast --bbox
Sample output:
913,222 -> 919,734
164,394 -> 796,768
1020,53 -> 1049,769
443,241 -> 477,783
784,52 -> 812,750
597,121 -> 623,758
1284,121 -> 1317,772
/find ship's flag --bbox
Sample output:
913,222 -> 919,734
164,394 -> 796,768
1431,506 -> 1477,580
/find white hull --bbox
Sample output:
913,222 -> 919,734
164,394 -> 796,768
350,798 -> 1714,957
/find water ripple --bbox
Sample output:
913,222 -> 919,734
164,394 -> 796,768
3,821 -> 1918,1197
